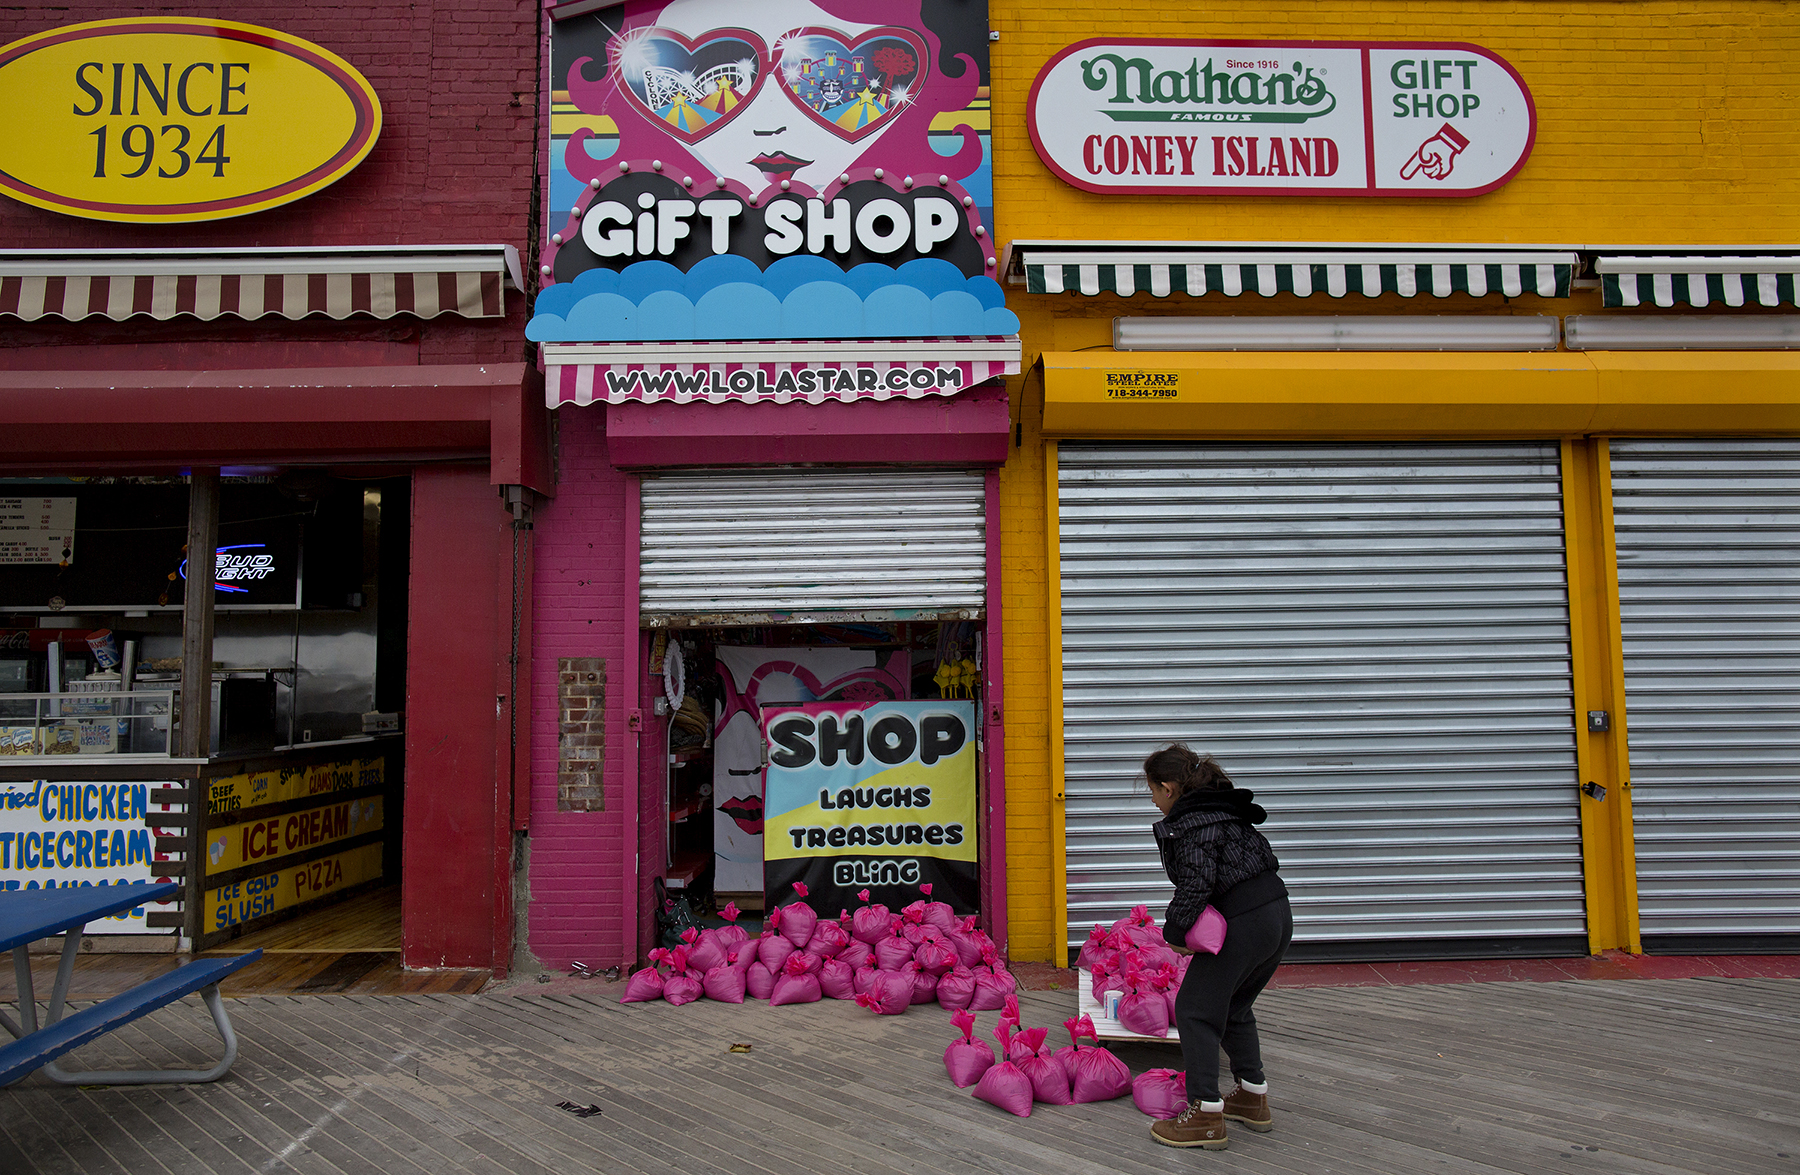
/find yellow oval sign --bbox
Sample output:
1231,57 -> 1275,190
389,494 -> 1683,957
0,18 -> 381,223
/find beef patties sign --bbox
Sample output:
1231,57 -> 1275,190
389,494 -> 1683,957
1028,38 -> 1534,197
761,700 -> 977,916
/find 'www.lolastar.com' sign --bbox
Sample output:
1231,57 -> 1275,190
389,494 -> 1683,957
602,364 -> 967,400
1028,38 -> 1535,197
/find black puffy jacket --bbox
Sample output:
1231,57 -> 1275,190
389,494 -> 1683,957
1153,786 -> 1286,948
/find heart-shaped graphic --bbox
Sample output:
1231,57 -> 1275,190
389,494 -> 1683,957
612,25 -> 767,143
774,26 -> 930,142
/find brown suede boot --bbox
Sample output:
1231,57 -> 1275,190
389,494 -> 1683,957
1150,1100 -> 1229,1150
1223,1082 -> 1272,1132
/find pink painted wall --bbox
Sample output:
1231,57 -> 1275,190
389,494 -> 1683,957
526,407 -> 638,970
527,389 -> 1012,970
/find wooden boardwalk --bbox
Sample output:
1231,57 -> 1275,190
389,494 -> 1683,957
3,975 -> 1796,1174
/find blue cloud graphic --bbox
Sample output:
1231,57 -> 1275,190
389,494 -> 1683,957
533,254 -> 1019,342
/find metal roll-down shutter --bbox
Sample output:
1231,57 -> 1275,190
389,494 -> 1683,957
1059,443 -> 1588,959
1611,438 -> 1800,948
640,468 -> 986,624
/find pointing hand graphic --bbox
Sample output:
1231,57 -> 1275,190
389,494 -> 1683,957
1400,123 -> 1471,181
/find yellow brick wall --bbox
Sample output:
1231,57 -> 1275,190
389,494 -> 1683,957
992,2 -> 1800,961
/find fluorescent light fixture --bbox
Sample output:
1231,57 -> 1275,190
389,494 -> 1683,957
1114,316 -> 1561,351
1564,315 -> 1800,350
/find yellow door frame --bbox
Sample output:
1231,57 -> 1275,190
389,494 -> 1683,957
1044,440 -> 1069,962
1561,438 -> 1643,953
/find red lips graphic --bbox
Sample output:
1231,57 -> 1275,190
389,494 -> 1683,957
720,795 -> 764,835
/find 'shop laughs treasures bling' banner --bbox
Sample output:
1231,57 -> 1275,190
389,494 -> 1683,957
761,699 -> 977,916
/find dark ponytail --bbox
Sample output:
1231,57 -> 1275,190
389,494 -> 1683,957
1143,743 -> 1234,799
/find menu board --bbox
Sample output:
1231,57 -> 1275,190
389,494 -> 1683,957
0,498 -> 75,565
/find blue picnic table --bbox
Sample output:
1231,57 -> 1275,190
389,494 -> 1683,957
1,882 -> 261,1086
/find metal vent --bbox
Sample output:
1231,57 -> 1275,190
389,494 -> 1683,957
1058,443 -> 1587,956
1612,438 -> 1800,942
640,468 -> 986,622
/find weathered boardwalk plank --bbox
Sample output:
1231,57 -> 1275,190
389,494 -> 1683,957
4,976 -> 1796,1175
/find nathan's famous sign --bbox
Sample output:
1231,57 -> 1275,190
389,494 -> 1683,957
1029,38 -> 1535,197
0,18 -> 380,222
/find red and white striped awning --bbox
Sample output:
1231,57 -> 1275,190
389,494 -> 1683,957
543,337 -> 1022,407
0,246 -> 520,323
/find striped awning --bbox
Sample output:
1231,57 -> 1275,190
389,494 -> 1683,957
543,337 -> 1021,407
1014,247 -> 1577,300
1597,256 -> 1800,308
0,246 -> 520,323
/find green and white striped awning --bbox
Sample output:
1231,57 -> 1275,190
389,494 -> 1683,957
1597,256 -> 1800,308
1016,248 -> 1576,300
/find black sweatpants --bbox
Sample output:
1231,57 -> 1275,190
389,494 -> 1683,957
1172,895 -> 1294,1102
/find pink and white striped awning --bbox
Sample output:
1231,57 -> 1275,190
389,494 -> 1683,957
0,246 -> 520,323
544,337 -> 1023,407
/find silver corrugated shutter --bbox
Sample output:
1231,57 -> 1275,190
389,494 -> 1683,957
1059,443 -> 1588,955
1611,438 -> 1800,942
640,468 -> 986,622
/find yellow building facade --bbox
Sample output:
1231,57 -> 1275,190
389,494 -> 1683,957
993,2 -> 1800,963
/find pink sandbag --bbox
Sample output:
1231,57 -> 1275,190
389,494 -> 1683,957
852,963 -> 879,996
685,934 -> 726,974
1133,1068 -> 1188,1119
874,935 -> 916,972
1118,984 -> 1171,1038
703,964 -> 746,1004
662,973 -> 703,1006
805,920 -> 849,959
1185,905 -> 1228,955
908,961 -> 940,1005
791,950 -> 823,976
935,966 -> 975,1010
971,1022 -> 1034,1117
916,884 -> 958,930
777,884 -> 819,947
944,929 -> 984,970
1064,1015 -> 1132,1103
716,900 -> 749,947
837,939 -> 873,969
943,1008 -> 995,1088
1013,1027 -> 1074,1105
745,960 -> 776,1000
769,954 -> 822,1006
758,933 -> 796,974
818,957 -> 857,1000
854,968 -> 912,1015
725,939 -> 757,973
969,969 -> 1008,1011
850,896 -> 894,944
913,939 -> 956,977
1091,968 -> 1127,1002
1075,924 -> 1111,971
619,965 -> 665,1003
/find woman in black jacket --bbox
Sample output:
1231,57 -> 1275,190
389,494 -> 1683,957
1143,744 -> 1294,1151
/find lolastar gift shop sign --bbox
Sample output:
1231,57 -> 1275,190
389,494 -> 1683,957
1029,38 -> 1535,198
0,18 -> 381,222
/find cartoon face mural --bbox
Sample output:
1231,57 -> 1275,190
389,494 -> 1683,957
545,0 -> 995,295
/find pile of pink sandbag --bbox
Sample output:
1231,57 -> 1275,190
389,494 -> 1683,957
618,885 -> 1020,1015
944,997 -> 1133,1117
1077,903 -> 1221,1038
946,995 -> 1193,1121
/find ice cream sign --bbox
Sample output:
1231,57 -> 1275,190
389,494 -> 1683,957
1028,38 -> 1535,197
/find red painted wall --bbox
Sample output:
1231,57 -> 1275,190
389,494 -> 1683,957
404,464 -> 512,969
526,409 -> 638,970
0,0 -> 538,367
